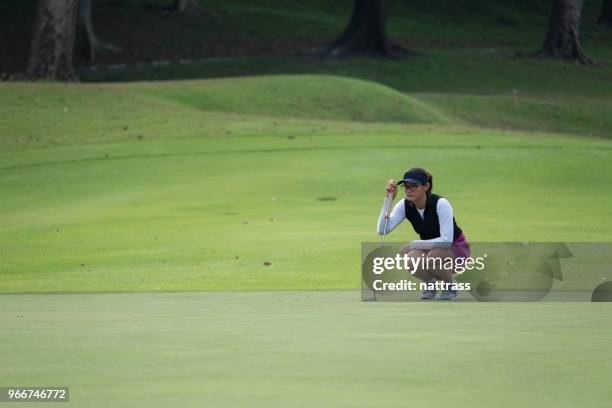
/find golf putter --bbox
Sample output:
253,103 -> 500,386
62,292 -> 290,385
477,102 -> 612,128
367,186 -> 395,302
380,185 -> 397,247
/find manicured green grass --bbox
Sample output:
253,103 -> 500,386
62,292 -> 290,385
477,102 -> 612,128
79,51 -> 612,139
0,76 -> 450,153
1,76 -> 612,293
1,292 -> 611,407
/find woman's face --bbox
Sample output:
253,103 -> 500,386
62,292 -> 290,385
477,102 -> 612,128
403,183 -> 429,201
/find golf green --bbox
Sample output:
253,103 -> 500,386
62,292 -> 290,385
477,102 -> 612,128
1,292 -> 611,407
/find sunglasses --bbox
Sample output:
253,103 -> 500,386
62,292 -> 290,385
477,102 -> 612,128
402,183 -> 422,191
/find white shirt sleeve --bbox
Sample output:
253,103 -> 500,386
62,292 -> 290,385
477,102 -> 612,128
377,199 -> 406,235
409,198 -> 454,250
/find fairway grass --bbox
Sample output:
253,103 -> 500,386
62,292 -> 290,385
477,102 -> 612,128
1,291 -> 611,407
77,50 -> 612,139
1,128 -> 611,292
2,76 -> 612,293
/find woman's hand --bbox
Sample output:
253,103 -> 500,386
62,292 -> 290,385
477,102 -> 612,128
385,179 -> 397,199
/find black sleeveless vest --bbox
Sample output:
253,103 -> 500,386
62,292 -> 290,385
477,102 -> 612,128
404,193 -> 463,241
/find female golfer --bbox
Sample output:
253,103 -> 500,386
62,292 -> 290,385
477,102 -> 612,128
376,167 -> 470,300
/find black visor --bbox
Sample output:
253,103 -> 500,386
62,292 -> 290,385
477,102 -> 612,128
399,168 -> 429,185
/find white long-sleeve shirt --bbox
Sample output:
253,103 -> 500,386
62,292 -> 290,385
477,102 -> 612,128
377,197 -> 454,250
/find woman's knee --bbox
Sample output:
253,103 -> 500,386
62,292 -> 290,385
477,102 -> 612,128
399,249 -> 427,276
400,247 -> 427,259
426,248 -> 454,261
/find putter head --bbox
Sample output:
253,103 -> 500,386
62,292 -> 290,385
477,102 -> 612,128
362,296 -> 377,302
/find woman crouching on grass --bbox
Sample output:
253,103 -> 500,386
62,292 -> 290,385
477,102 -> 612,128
376,167 -> 471,300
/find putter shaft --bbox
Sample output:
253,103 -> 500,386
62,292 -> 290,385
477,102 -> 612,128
380,192 -> 393,247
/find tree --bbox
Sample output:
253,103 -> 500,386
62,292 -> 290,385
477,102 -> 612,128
597,0 -> 612,27
27,0 -> 79,80
320,0 -> 406,58
77,0 -> 120,62
535,0 -> 593,64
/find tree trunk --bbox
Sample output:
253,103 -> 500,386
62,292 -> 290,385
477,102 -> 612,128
323,0 -> 406,58
27,0 -> 79,80
78,0 -> 120,62
597,0 -> 612,26
537,0 -> 593,64
173,0 -> 202,13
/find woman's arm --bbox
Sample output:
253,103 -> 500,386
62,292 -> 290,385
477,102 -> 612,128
377,199 -> 406,235
409,198 -> 454,249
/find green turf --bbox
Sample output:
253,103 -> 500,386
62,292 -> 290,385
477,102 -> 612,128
1,292 -> 611,407
78,51 -> 612,139
1,76 -> 612,293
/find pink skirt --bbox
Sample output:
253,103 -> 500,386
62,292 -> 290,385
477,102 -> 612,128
452,232 -> 471,259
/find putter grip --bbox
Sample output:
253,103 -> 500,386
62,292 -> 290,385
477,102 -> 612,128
383,195 -> 393,218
